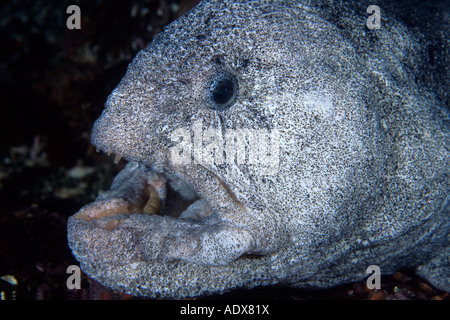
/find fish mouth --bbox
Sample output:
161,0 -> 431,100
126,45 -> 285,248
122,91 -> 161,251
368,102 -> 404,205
67,135 -> 281,296
74,158 -> 212,224
68,146 -> 264,270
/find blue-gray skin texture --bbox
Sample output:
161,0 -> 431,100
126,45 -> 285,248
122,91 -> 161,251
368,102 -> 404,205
67,0 -> 449,297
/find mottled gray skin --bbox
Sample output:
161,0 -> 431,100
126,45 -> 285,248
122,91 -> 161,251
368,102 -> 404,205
67,0 -> 449,297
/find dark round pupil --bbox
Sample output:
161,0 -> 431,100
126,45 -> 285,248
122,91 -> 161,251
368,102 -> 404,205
207,70 -> 238,110
212,78 -> 234,105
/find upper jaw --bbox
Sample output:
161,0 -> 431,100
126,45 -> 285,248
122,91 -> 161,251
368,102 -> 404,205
88,98 -> 209,219
89,101 -> 159,167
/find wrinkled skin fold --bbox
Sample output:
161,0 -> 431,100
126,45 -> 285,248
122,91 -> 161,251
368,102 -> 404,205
68,0 -> 449,297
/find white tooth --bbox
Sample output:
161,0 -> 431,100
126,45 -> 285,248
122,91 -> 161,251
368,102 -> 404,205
96,148 -> 100,153
114,153 -> 123,164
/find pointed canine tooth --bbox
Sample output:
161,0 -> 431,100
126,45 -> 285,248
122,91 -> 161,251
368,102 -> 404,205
143,184 -> 161,215
114,153 -> 123,164
96,148 -> 100,153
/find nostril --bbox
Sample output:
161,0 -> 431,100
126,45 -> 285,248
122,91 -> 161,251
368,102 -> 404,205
161,103 -> 175,114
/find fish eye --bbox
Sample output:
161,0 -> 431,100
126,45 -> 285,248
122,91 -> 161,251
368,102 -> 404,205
207,70 -> 238,110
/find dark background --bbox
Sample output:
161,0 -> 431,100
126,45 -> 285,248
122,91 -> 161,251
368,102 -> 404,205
0,0 -> 447,300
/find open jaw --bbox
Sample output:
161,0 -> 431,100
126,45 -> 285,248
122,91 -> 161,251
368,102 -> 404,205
67,157 -> 261,276
74,162 -> 213,225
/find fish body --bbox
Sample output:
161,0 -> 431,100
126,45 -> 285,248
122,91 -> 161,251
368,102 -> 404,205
68,0 -> 449,297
